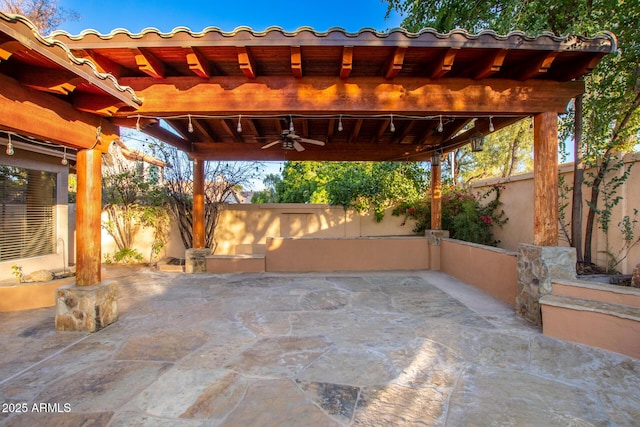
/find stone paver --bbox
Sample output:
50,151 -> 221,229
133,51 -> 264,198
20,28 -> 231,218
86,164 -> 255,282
1,265 -> 639,426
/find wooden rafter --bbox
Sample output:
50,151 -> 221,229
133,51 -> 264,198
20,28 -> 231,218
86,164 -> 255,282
186,47 -> 210,79
348,119 -> 363,144
291,46 -> 302,78
17,68 -> 82,95
237,46 -> 256,79
518,51 -> 560,81
474,49 -> 508,80
384,47 -> 406,79
133,48 -> 165,78
430,48 -> 459,79
341,46 -> 353,79
75,49 -> 126,77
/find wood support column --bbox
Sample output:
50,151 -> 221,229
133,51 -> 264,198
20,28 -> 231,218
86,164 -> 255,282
431,163 -> 442,230
193,158 -> 205,249
75,149 -> 102,286
533,112 -> 559,246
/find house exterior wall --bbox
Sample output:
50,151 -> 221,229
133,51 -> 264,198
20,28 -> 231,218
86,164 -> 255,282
0,146 -> 69,281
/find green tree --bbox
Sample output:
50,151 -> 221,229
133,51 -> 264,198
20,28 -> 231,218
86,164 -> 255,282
386,0 -> 640,266
269,161 -> 428,221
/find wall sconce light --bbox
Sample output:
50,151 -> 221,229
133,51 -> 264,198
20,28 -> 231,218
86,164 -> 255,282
470,131 -> 485,152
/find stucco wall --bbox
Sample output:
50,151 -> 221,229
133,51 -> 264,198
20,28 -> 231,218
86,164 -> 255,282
440,238 -> 518,305
473,153 -> 640,274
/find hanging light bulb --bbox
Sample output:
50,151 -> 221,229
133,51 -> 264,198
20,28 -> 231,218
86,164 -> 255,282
237,115 -> 242,133
338,115 -> 343,132
6,134 -> 14,156
489,116 -> 495,132
135,115 -> 141,131
61,146 -> 68,165
389,114 -> 395,132
289,115 -> 295,132
188,114 -> 194,133
437,115 -> 444,133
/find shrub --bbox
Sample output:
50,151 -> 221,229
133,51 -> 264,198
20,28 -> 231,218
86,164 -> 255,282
393,185 -> 507,246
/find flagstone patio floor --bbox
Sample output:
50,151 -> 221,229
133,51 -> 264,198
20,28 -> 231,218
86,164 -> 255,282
1,265 -> 639,426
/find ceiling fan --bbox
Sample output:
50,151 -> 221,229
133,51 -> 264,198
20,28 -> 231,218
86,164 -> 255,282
261,129 -> 325,152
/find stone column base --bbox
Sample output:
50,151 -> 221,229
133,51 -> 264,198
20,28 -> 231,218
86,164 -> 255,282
55,280 -> 118,332
185,248 -> 212,274
516,244 -> 576,325
426,230 -> 449,271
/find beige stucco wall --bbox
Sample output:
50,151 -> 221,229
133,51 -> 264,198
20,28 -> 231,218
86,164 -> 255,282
98,204 -> 416,262
473,152 -> 640,274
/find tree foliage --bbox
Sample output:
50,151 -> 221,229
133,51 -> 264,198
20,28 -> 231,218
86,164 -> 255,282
262,161 -> 429,221
386,0 -> 640,265
1,0 -> 78,33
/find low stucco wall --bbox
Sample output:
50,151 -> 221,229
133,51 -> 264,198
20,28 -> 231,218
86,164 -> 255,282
265,236 -> 430,272
0,276 -> 75,312
440,238 -> 518,306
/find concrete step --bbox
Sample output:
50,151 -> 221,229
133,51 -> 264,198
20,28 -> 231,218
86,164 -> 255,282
205,254 -> 265,273
540,293 -> 640,359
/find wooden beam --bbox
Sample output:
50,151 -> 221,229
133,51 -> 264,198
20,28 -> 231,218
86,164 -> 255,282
384,47 -> 406,79
133,48 -> 165,78
291,46 -> 303,78
73,93 -> 126,116
348,119 -> 363,144
186,47 -> 210,79
75,148 -> 102,286
370,119 -> 390,143
0,74 -> 117,151
431,163 -> 442,230
191,118 -> 215,143
140,121 -> 192,153
341,46 -> 353,79
193,158 -> 205,248
519,51 -> 560,81
192,140 -> 436,161
533,112 -> 559,246
430,47 -> 459,79
220,118 -> 243,142
118,76 -> 584,116
17,69 -> 81,95
0,40 -> 23,60
75,49 -> 127,77
474,49 -> 508,80
237,46 -> 256,79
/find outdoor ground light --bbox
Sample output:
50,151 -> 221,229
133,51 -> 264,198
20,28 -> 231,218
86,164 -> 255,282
471,132 -> 485,152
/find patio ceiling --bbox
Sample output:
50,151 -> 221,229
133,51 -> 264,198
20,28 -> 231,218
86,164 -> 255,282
48,26 -> 616,162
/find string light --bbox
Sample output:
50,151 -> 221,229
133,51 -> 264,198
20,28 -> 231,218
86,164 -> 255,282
6,133 -> 14,156
437,115 -> 444,133
61,146 -> 68,165
489,116 -> 495,132
389,114 -> 395,132
237,115 -> 242,133
188,114 -> 194,133
338,115 -> 343,132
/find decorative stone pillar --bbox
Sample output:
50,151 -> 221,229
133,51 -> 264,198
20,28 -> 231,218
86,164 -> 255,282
185,248 -> 212,274
426,230 -> 449,271
56,148 -> 118,332
516,244 -> 576,325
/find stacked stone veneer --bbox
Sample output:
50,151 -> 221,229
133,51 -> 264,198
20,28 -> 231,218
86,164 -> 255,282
516,244 -> 576,325
55,280 -> 118,332
185,248 -> 212,274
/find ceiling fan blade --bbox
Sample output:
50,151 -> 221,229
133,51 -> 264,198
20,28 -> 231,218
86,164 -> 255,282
293,140 -> 306,152
261,140 -> 280,149
299,137 -> 325,146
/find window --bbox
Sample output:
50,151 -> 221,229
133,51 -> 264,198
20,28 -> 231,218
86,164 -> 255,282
0,166 -> 57,261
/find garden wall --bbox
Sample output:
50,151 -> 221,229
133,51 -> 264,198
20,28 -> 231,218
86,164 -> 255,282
473,152 -> 640,275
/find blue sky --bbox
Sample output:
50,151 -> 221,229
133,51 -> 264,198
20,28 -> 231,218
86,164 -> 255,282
56,0 -> 404,34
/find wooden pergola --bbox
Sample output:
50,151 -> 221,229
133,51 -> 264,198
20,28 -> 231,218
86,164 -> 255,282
1,13 -> 616,287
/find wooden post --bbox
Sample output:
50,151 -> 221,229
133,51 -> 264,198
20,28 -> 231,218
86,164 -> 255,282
431,162 -> 442,230
533,112 -> 559,246
75,148 -> 102,286
193,158 -> 205,249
